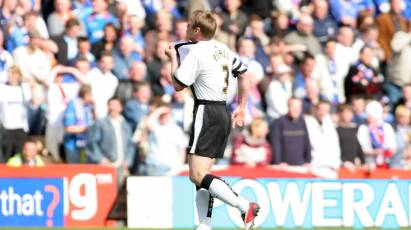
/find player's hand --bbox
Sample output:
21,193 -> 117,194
231,107 -> 245,128
164,44 -> 176,60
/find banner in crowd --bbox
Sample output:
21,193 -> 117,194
0,178 -> 64,227
0,165 -> 117,227
128,176 -> 411,229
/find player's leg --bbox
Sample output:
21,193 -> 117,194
189,154 -> 250,213
192,156 -> 214,230
196,187 -> 214,230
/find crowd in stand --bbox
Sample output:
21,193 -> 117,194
1,0 -> 411,178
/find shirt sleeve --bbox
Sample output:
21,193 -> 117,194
174,48 -> 200,87
230,53 -> 247,78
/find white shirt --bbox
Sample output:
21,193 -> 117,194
0,83 -> 31,131
147,119 -> 186,168
265,79 -> 293,120
305,115 -> 341,169
13,46 -> 51,83
63,36 -> 79,60
357,123 -> 397,154
87,68 -> 118,118
175,40 -> 247,101
110,116 -> 125,167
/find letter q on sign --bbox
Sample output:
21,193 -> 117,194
68,173 -> 98,221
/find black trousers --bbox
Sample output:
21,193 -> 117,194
1,129 -> 27,163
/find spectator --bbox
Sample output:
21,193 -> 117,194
302,78 -> 322,115
358,100 -> 397,170
7,138 -> 45,167
221,0 -> 248,37
344,46 -> 384,101
236,37 -> 264,82
91,23 -> 118,60
13,29 -> 51,83
356,9 -> 376,30
144,10 -> 174,62
63,84 -> 94,163
87,97 -> 135,183
140,104 -> 186,176
51,18 -> 81,65
88,51 -> 118,118
241,0 -> 274,19
391,105 -> 411,168
335,26 -> 358,65
352,24 -> 385,68
269,97 -> 311,166
7,10 -> 48,51
266,11 -> 290,38
312,0 -> 338,44
376,0 -> 407,62
316,38 -> 350,104
336,104 -> 364,172
112,35 -> 142,80
0,0 -> 18,29
123,82 -> 151,131
231,117 -> 271,167
395,84 -> 411,112
171,89 -> 194,132
145,0 -> 182,29
146,39 -> 168,85
77,37 -> 96,65
116,0 -> 146,22
115,61 -> 147,104
212,12 -> 234,49
329,0 -> 373,28
123,15 -> 145,57
245,15 -> 270,68
284,14 -> 322,61
83,0 -> 118,44
0,30 -> 14,84
351,95 -> 367,125
152,61 -> 174,98
294,52 -> 318,98
265,64 -> 293,121
0,66 -> 30,163
45,65 -> 86,162
386,28 -> 411,107
305,100 -> 341,171
47,0 -> 76,37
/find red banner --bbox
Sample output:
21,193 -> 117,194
179,165 -> 411,179
0,164 -> 117,227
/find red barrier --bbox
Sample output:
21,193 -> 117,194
179,165 -> 411,179
0,164 -> 117,227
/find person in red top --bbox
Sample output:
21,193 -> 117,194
231,117 -> 271,166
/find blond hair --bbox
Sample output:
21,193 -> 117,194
395,105 -> 411,118
190,10 -> 217,39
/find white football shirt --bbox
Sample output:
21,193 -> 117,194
174,40 -> 247,101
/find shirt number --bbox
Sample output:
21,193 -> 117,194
222,65 -> 229,94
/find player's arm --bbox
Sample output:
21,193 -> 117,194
236,71 -> 251,108
165,43 -> 199,92
231,55 -> 251,128
165,44 -> 185,91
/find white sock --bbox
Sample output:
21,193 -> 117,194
196,188 -> 212,229
207,178 -> 249,213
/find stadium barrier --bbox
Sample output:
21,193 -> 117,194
0,164 -> 117,227
128,166 -> 411,229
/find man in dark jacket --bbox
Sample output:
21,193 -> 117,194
51,18 -> 81,65
269,97 -> 311,166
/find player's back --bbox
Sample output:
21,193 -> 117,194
180,40 -> 236,102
